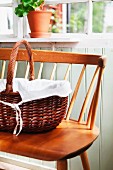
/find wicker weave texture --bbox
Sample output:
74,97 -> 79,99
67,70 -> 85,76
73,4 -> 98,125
0,93 -> 68,133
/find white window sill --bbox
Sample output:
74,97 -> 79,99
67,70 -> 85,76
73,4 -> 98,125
1,33 -> 113,48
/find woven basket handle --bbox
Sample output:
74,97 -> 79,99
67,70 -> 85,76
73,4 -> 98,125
6,40 -> 34,93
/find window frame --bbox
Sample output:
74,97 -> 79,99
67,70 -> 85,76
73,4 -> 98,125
0,0 -> 113,43
21,0 -> 113,38
0,0 -> 23,38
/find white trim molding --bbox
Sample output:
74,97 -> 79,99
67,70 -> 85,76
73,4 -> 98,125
1,33 -> 113,48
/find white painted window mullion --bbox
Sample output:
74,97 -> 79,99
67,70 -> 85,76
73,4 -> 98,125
87,0 -> 93,34
62,4 -> 67,33
14,0 -> 23,38
23,16 -> 31,38
0,0 -> 23,38
23,17 -> 28,38
0,3 -> 13,7
45,0 -> 88,4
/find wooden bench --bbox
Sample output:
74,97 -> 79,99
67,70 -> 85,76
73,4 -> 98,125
0,40 -> 106,170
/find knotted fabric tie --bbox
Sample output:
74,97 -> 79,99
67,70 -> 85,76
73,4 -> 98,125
0,100 -> 23,136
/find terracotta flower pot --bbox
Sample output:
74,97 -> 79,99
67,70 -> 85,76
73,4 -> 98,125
27,10 -> 52,38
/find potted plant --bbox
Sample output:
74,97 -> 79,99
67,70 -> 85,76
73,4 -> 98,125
15,0 -> 52,38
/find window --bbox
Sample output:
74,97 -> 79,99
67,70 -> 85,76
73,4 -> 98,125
24,0 -> 113,37
0,0 -> 113,38
0,0 -> 23,38
68,2 -> 88,33
65,1 -> 113,34
0,7 -> 13,35
93,1 -> 113,33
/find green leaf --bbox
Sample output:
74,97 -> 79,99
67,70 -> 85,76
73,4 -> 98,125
15,4 -> 29,17
15,0 -> 45,17
37,0 -> 44,7
30,2 -> 38,9
22,0 -> 33,7
34,0 -> 38,2
27,6 -> 34,12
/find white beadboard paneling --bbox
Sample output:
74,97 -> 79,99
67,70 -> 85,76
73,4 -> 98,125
100,48 -> 113,170
42,161 -> 56,169
0,154 -> 56,170
70,157 -> 83,170
0,161 -> 29,170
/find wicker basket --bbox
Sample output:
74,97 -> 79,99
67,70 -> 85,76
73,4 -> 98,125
0,40 -> 68,134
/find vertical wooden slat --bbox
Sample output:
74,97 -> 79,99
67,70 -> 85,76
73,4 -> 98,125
64,64 -> 71,80
57,160 -> 67,170
25,62 -> 29,79
37,62 -> 43,79
78,66 -> 99,123
66,65 -> 86,120
0,61 -> 6,79
80,151 -> 90,170
50,63 -> 57,80
86,91 -> 95,127
90,68 -> 104,129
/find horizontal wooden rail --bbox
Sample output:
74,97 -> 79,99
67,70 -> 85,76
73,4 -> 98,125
0,48 -> 104,66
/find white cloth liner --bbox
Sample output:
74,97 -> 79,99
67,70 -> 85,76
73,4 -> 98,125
0,78 -> 72,136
